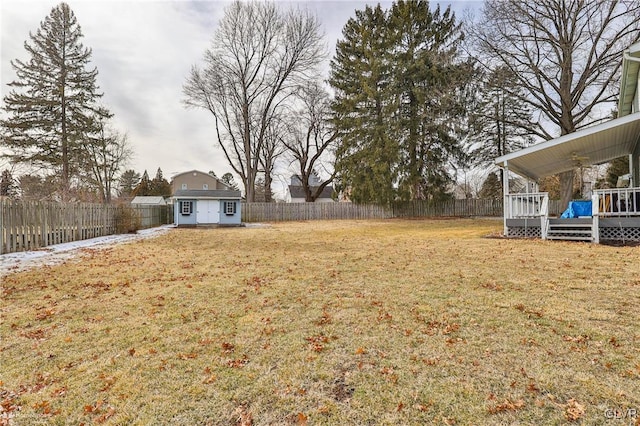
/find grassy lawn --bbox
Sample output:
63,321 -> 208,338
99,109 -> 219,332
1,219 -> 639,425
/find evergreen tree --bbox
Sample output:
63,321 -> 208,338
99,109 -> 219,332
469,67 -> 532,162
0,169 -> 18,198
221,172 -> 239,191
389,0 -> 469,201
468,65 -> 534,187
150,167 -> 171,197
605,157 -> 629,188
330,5 -> 398,204
134,170 -> 152,196
329,1 -> 469,203
18,174 -> 58,201
0,3 -> 110,199
479,172 -> 502,199
118,169 -> 141,198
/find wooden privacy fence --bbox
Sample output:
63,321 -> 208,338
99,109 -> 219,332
392,199 -> 503,217
243,199 -> 508,222
242,199 -> 564,222
1,200 -> 173,254
242,202 -> 392,222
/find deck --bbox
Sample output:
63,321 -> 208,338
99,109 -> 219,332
504,188 -> 640,243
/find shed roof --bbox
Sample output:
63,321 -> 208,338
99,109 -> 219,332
495,112 -> 640,181
173,189 -> 241,199
131,196 -> 166,205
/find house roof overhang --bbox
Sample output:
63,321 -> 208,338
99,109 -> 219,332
619,41 -> 640,117
495,112 -> 640,181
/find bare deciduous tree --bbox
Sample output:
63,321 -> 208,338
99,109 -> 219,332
183,1 -> 325,202
283,82 -> 337,202
470,0 -> 640,208
83,121 -> 132,203
258,116 -> 287,202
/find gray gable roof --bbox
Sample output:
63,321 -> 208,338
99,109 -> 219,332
289,185 -> 333,199
173,189 -> 241,199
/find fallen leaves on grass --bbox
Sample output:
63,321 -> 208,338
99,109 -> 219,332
233,405 -> 253,426
487,396 -> 525,414
564,399 -> 585,422
314,308 -> 332,326
35,308 -> 56,321
226,355 -> 249,368
296,412 -> 308,425
177,352 -> 198,360
33,399 -> 60,416
305,334 -> 330,352
19,327 -> 51,340
514,303 -> 544,318
221,342 -> 235,353
82,399 -> 116,422
0,389 -> 20,418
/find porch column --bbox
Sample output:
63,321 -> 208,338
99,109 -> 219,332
503,161 -> 509,236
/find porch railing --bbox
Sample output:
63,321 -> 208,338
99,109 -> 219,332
504,192 -> 550,239
505,192 -> 549,218
592,187 -> 640,217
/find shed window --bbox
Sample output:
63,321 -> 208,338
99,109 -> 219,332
180,201 -> 193,215
224,201 -> 236,215
181,183 -> 187,190
203,184 -> 209,190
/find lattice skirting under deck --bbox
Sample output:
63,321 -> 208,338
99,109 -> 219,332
599,227 -> 640,242
507,226 -> 542,238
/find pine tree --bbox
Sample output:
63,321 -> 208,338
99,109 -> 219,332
118,169 -> 141,198
150,168 -> 171,197
1,3 -> 110,199
468,66 -> 534,187
18,174 -> 58,201
389,0 -> 468,201
479,172 -> 502,199
329,1 -> 470,203
134,170 -> 152,196
0,170 -> 18,198
221,172 -> 239,191
605,157 -> 629,188
329,5 -> 398,204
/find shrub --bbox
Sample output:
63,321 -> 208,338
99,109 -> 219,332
114,205 -> 141,234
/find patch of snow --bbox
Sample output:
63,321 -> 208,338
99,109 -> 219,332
0,225 -> 174,277
243,223 -> 271,228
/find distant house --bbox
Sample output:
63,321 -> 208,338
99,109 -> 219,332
172,189 -> 242,227
130,196 -> 167,205
288,174 -> 334,203
170,170 -> 230,194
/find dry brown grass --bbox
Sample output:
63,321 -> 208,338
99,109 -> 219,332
1,219 -> 639,425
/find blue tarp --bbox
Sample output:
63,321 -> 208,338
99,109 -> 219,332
560,200 -> 592,218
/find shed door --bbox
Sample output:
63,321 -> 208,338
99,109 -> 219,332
197,200 -> 219,224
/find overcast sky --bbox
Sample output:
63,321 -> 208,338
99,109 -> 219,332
1,0 -> 481,194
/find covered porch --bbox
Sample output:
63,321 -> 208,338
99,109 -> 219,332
496,112 -> 640,244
